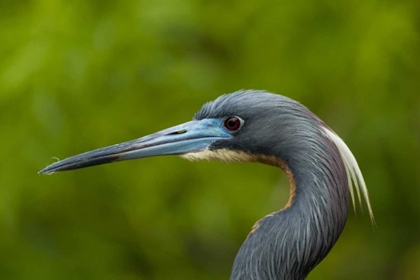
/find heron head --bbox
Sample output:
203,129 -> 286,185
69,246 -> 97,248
38,90 -> 317,174
183,90 -> 322,164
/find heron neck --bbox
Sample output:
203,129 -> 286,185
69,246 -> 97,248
231,145 -> 349,280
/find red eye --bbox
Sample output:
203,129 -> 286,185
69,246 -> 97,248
223,117 -> 242,131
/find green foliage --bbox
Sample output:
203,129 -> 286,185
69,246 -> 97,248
1,0 -> 419,279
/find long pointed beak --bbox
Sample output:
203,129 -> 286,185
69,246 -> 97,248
38,118 -> 230,175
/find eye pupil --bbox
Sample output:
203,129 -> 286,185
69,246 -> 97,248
224,117 -> 242,131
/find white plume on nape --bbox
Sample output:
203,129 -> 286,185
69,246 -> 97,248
322,127 -> 375,224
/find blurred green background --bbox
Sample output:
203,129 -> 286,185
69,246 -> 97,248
1,0 -> 420,279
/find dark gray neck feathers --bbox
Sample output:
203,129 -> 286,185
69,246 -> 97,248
231,131 -> 349,280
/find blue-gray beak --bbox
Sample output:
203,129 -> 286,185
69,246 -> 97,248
38,119 -> 231,175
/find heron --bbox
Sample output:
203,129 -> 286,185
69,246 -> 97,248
39,90 -> 374,279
